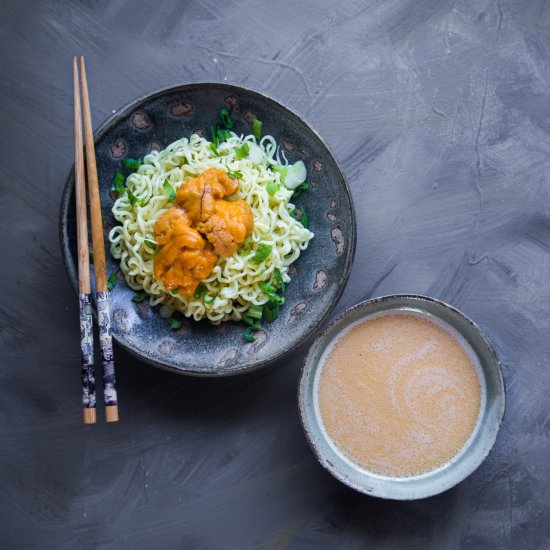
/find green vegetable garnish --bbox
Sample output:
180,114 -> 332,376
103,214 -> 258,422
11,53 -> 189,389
107,272 -> 117,291
266,181 -> 279,196
131,293 -> 148,303
235,142 -> 249,159
167,317 -> 183,330
259,282 -> 284,304
122,158 -> 142,172
246,304 -> 263,320
203,294 -> 216,305
144,239 -> 157,249
299,207 -> 310,229
210,120 -> 233,154
273,269 -> 285,291
170,289 -> 179,295
228,171 -> 242,180
252,118 -> 263,141
127,188 -> 138,207
283,160 -> 307,189
291,182 -> 309,199
290,206 -> 310,229
250,243 -> 272,264
111,172 -> 126,194
163,181 -> 176,202
262,300 -> 280,322
218,128 -> 232,142
243,327 -> 256,342
242,314 -> 261,330
210,125 -> 220,153
219,107 -> 233,129
271,164 -> 288,178
194,282 -> 208,299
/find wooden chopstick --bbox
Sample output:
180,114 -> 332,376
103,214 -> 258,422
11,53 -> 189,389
73,56 -> 97,425
79,56 -> 119,422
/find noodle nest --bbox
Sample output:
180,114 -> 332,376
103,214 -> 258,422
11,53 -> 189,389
108,132 -> 314,323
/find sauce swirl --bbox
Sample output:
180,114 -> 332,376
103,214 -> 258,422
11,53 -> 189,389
317,311 -> 482,477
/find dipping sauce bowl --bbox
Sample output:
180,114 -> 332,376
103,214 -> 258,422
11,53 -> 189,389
298,295 -> 505,500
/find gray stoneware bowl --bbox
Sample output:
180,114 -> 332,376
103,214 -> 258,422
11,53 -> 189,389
60,83 -> 356,376
298,295 -> 505,500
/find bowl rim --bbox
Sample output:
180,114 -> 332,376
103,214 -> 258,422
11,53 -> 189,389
298,293 -> 506,499
59,81 -> 357,376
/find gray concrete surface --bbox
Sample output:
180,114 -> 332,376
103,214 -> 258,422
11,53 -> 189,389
1,0 -> 549,548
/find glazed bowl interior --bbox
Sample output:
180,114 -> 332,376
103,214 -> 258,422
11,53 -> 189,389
298,294 -> 505,500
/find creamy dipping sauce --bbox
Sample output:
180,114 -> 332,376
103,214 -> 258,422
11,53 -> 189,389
317,311 -> 482,477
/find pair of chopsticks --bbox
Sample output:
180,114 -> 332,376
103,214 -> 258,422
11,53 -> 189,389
73,56 -> 119,424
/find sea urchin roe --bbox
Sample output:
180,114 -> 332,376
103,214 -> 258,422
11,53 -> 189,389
198,199 -> 254,256
153,169 -> 253,295
153,210 -> 218,295
317,312 -> 482,477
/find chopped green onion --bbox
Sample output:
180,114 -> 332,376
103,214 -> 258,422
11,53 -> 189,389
266,181 -> 279,196
291,182 -> 309,199
218,128 -> 232,142
127,188 -> 138,207
228,171 -> 242,180
272,164 -> 288,178
290,206 -> 310,229
194,282 -> 208,299
203,295 -> 216,305
144,239 -> 157,249
111,172 -> 126,194
243,327 -> 256,342
219,107 -> 233,129
260,282 -> 277,300
132,293 -> 148,303
252,118 -> 263,141
242,314 -> 261,330
167,317 -> 183,330
260,282 -> 285,305
122,158 -> 142,172
170,289 -> 179,295
107,272 -> 117,291
299,207 -> 310,229
250,243 -> 272,264
263,301 -> 280,322
210,125 -> 220,152
273,269 -> 285,291
235,142 -> 249,159
284,160 -> 307,189
247,304 -> 263,320
163,181 -> 176,202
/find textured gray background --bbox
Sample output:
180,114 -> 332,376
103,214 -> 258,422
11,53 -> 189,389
1,0 -> 549,548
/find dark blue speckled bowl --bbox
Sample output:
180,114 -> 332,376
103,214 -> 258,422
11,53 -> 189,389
60,83 -> 356,376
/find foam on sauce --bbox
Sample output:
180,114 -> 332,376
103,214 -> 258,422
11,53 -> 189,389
317,310 -> 482,477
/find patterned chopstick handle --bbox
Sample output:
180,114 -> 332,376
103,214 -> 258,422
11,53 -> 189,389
79,293 -> 96,409
96,291 -> 118,407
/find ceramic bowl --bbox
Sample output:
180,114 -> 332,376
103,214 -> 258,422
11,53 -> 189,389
60,83 -> 356,376
298,294 -> 505,499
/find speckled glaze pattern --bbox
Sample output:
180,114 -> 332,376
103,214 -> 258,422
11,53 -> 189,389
60,83 -> 356,376
78,293 -> 96,409
96,291 -> 117,404
298,295 -> 506,500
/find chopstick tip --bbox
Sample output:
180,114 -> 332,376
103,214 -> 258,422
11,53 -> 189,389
105,405 -> 119,423
83,407 -> 97,424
